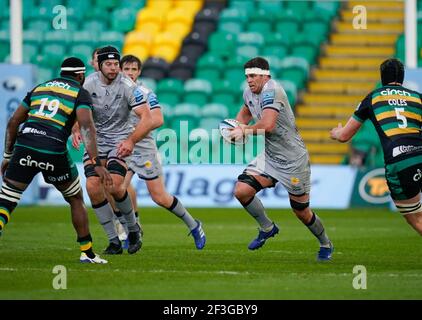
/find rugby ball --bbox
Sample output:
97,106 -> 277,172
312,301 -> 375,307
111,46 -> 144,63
219,119 -> 248,145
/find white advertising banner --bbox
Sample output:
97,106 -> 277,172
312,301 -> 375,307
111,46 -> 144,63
38,164 -> 357,209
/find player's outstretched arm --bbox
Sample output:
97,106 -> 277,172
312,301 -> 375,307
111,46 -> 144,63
76,108 -> 112,187
1,105 -> 29,176
330,117 -> 362,143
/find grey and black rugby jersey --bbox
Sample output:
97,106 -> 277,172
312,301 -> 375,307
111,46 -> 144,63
83,72 -> 147,145
243,79 -> 307,164
130,83 -> 161,153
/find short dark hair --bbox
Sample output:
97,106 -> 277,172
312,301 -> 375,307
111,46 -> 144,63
244,57 -> 270,71
92,47 -> 101,59
120,54 -> 142,70
380,58 -> 404,85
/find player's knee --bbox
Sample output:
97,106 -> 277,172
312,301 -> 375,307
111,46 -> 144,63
107,159 -> 127,177
86,177 -> 103,197
234,183 -> 255,203
396,202 -> 422,216
237,173 -> 263,195
290,198 -> 310,212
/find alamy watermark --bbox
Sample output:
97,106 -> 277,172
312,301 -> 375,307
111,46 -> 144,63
52,265 -> 67,290
352,265 -> 367,290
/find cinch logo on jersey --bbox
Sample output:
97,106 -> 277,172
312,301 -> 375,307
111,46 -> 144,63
22,127 -> 47,135
19,156 -> 54,171
392,145 -> 422,157
45,81 -> 71,90
380,88 -> 411,96
148,93 -> 159,107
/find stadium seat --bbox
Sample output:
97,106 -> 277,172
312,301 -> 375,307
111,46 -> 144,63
98,32 -> 124,50
142,57 -> 170,81
22,43 -> 39,64
262,45 -> 288,60
94,0 -> 119,10
168,55 -> 196,81
43,30 -> 71,46
275,22 -> 299,41
125,31 -> 153,48
151,45 -> 179,63
72,31 -> 97,46
82,19 -> 108,33
156,78 -> 184,105
170,103 -> 202,131
36,67 -> 54,83
70,44 -> 93,66
123,45 -> 149,62
26,19 -> 51,33
218,21 -> 244,35
202,103 -> 229,119
208,32 -> 237,58
111,7 -> 137,33
237,32 -> 265,48
195,53 -> 224,84
286,0 -> 311,16
229,0 -> 255,15
256,0 -> 282,12
39,43 -> 67,69
139,77 -> 157,92
236,45 -> 260,60
23,30 -> 43,45
183,79 -> 212,106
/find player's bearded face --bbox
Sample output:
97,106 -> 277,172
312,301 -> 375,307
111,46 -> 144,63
246,74 -> 265,94
101,60 -> 120,81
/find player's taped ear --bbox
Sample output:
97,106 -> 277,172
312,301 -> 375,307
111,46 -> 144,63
237,173 -> 263,192
395,202 -> 422,216
290,199 -> 310,211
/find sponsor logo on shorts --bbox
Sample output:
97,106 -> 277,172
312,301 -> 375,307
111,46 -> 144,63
290,177 -> 300,185
19,155 -> 54,171
392,145 -> 422,157
413,169 -> 422,182
144,160 -> 152,168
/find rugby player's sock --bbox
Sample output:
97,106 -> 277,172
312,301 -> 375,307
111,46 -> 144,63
305,211 -> 330,247
243,196 -> 273,230
113,210 -> 129,234
134,211 -> 139,223
0,182 -> 22,234
168,196 -> 197,230
92,200 -> 119,242
115,191 -> 138,232
77,234 -> 95,259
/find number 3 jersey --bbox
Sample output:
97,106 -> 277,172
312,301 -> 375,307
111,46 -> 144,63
353,85 -> 422,164
17,77 -> 93,154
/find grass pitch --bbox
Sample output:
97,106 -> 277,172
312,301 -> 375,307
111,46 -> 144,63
0,206 -> 421,300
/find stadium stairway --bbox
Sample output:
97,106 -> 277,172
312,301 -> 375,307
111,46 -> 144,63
296,0 -> 403,164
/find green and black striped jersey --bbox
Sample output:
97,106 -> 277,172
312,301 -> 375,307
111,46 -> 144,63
17,77 -> 93,154
353,85 -> 422,164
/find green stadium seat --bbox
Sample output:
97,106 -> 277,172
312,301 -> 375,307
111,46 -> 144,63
98,32 -> 124,51
286,0 -> 311,16
117,0 -> 146,10
273,9 -> 301,24
39,43 -> 67,69
291,45 -> 318,65
0,19 -> 8,31
314,1 -> 340,18
94,0 -> 119,9
183,79 -> 212,106
160,102 -> 173,124
209,32 -> 237,58
202,103 -> 229,119
111,7 -> 136,33
36,67 -> 54,83
264,33 -> 290,48
170,103 -> 202,131
236,45 -> 260,60
82,19 -> 108,33
237,32 -> 265,48
22,43 -> 39,64
218,21 -> 244,35
156,78 -> 184,107
72,31 -> 98,46
261,55 -> 282,75
229,0 -> 255,15
275,22 -> 299,41
256,0 -> 283,13
26,19 -> 51,33
261,45 -> 288,60
302,22 -> 329,41
196,54 -> 224,83
219,8 -> 249,24
0,42 -> 9,61
247,21 -> 272,34
83,6 -> 107,20
23,30 -> 43,45
44,30 -> 71,45
70,44 -> 93,66
139,77 -> 157,92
